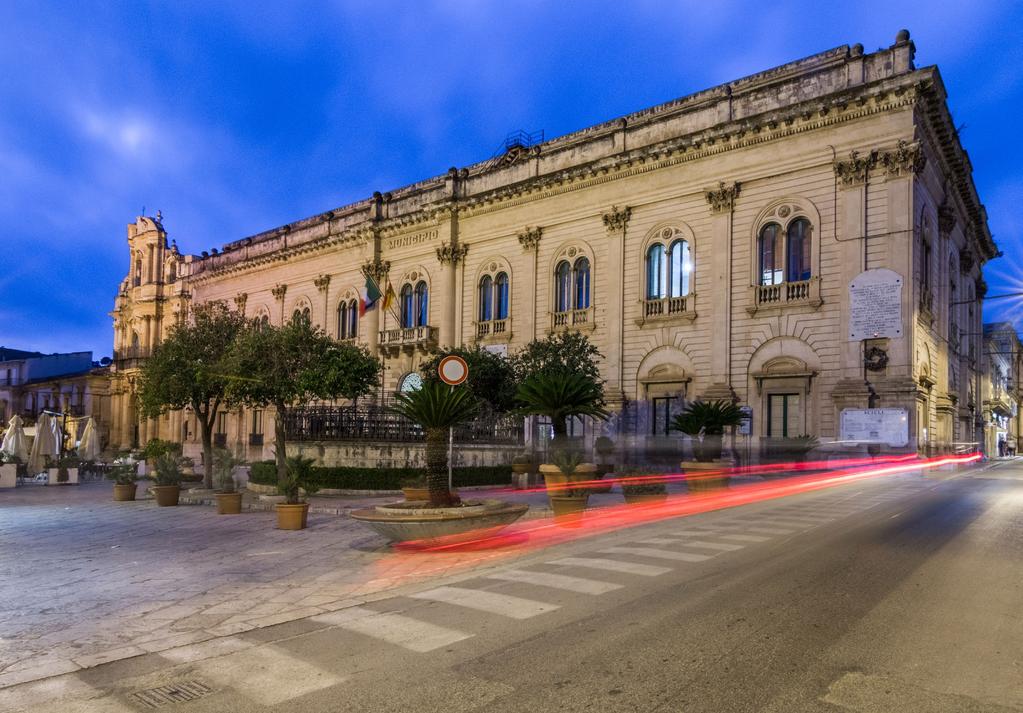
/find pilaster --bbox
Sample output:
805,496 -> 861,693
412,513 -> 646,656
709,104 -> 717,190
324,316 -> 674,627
704,181 -> 739,396
602,206 -> 631,410
517,226 -> 542,342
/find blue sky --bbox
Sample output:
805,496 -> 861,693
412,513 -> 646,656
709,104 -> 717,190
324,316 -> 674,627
1,1 -> 1021,357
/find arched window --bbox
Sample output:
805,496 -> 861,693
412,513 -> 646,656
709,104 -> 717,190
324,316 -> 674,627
495,272 -> 509,320
758,223 -> 782,286
400,284 -> 414,328
292,307 -> 310,324
131,332 -> 140,351
646,244 -> 665,299
555,261 -> 572,312
134,252 -> 143,287
337,302 -> 348,339
414,281 -> 429,327
786,218 -> 811,282
166,262 -> 177,284
479,275 -> 493,322
348,299 -> 358,338
668,239 -> 691,297
574,257 -> 591,309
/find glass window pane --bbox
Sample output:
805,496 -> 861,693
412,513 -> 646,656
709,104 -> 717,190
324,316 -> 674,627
574,257 -> 590,309
479,275 -> 493,321
646,244 -> 664,299
338,304 -> 347,338
349,300 -> 358,337
415,282 -> 428,326
669,239 -> 691,297
401,285 -> 413,327
495,273 -> 509,320
556,261 -> 571,312
786,219 -> 811,281
759,224 -> 782,286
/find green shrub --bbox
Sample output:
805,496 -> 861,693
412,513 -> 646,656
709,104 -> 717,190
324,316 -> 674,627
248,460 -> 511,490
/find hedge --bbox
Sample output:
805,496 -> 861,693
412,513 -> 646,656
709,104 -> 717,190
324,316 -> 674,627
248,461 -> 512,490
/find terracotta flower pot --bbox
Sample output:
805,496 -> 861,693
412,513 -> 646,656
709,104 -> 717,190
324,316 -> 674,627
682,461 -> 730,493
276,503 -> 309,530
152,484 -> 181,507
623,492 -> 669,505
549,495 -> 589,517
215,491 -> 243,514
112,483 -> 138,501
401,486 -> 429,502
511,462 -> 532,474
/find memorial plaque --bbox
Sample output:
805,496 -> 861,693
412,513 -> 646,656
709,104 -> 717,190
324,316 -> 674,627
839,408 -> 909,447
849,268 -> 903,340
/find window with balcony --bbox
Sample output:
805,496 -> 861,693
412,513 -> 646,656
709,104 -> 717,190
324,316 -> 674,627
337,298 -> 358,339
292,306 -> 311,324
552,257 -> 593,330
644,228 -> 693,321
750,214 -> 820,313
476,270 -> 511,340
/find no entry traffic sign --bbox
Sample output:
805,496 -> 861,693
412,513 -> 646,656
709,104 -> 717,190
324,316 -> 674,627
437,355 -> 469,386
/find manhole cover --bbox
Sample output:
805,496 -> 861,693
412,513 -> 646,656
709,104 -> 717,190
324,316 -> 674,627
131,680 -> 214,708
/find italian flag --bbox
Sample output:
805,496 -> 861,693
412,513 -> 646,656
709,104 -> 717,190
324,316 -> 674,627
360,275 -> 382,316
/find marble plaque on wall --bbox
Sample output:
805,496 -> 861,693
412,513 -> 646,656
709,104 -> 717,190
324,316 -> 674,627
849,268 -> 903,340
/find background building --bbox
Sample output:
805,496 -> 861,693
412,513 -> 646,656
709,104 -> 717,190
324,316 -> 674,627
110,31 -> 1000,464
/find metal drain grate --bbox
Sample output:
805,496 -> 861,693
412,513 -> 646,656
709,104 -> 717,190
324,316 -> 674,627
131,680 -> 214,708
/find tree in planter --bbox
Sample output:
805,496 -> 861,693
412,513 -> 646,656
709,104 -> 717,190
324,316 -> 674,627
421,345 -> 517,414
670,400 -> 743,462
278,455 -> 321,505
212,447 -> 245,493
226,315 -> 380,489
514,372 -> 609,461
389,381 -> 479,507
136,301 -> 247,489
510,332 -> 604,392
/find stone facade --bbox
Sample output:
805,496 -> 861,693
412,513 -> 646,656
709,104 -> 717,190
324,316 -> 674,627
109,31 -> 998,463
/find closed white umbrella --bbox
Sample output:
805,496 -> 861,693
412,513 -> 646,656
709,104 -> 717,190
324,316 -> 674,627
1,415 -> 29,462
78,418 -> 101,461
50,414 -> 64,455
28,413 -> 56,474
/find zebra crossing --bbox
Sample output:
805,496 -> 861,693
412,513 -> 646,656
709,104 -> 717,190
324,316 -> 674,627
156,476 -> 935,708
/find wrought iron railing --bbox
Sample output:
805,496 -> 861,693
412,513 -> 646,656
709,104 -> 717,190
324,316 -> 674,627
283,404 -> 524,445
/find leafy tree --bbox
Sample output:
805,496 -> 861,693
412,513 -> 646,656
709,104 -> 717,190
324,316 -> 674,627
510,332 -> 604,395
515,372 -> 609,444
136,301 -> 246,488
226,316 -> 381,485
420,345 -> 517,413
390,381 -> 479,507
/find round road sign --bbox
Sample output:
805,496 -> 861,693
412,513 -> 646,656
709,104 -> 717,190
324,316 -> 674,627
438,355 -> 469,386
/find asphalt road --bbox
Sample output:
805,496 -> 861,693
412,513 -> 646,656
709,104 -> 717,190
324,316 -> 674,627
5,460 -> 1022,712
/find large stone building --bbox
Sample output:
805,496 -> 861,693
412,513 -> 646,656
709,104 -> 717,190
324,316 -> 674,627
109,31 -> 998,463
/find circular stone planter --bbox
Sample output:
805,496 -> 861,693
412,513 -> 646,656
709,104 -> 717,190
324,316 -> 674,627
276,503 -> 309,530
152,485 -> 181,507
112,483 -> 138,502
350,499 -> 528,543
215,491 -> 243,514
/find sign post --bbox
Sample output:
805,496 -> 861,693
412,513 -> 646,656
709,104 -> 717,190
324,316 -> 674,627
437,355 -> 469,492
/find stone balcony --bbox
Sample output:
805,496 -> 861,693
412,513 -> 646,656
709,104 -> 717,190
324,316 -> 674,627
550,307 -> 595,332
637,294 -> 696,325
378,326 -> 436,354
475,318 -> 511,342
747,277 -> 822,315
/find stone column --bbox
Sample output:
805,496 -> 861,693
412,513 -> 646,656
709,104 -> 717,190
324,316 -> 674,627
602,206 -> 631,410
703,182 -> 740,400
517,227 -> 543,341
435,211 -> 468,350
271,284 -> 287,324
314,274 -> 331,330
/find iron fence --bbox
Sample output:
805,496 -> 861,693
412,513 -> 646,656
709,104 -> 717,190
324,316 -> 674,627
283,403 -> 524,445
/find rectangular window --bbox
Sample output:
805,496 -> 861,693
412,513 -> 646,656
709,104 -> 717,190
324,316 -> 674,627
921,241 -> 932,292
651,397 -> 673,436
251,409 -> 263,434
767,394 -> 801,438
216,412 -> 227,435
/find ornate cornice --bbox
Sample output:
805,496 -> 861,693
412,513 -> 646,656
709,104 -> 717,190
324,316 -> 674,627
436,242 -> 469,266
833,149 -> 878,186
880,139 -> 926,179
602,205 -> 632,233
360,258 -> 390,283
517,226 -> 542,251
233,292 -> 248,312
705,181 -> 741,213
271,284 -> 287,301
314,274 -> 331,293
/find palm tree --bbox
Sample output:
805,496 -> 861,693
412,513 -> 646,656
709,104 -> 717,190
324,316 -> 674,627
670,400 -> 743,461
515,372 -> 610,450
391,381 -> 479,507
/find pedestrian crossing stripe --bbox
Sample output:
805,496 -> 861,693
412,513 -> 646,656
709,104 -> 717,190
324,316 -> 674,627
485,569 -> 623,595
312,607 -> 472,652
410,586 -> 560,619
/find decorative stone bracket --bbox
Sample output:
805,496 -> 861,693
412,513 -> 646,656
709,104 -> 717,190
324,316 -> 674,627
517,226 -> 542,251
602,205 -> 632,233
436,242 -> 469,266
834,141 -> 926,186
233,292 -> 248,312
271,284 -> 287,301
314,274 -> 331,292
834,149 -> 878,186
705,181 -> 741,213
361,258 -> 391,282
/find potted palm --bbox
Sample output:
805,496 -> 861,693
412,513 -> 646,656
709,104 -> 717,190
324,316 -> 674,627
107,462 -> 140,501
276,454 -> 320,529
515,372 -> 609,517
671,400 -> 742,492
213,448 -> 245,514
620,470 -> 669,505
151,453 -> 183,506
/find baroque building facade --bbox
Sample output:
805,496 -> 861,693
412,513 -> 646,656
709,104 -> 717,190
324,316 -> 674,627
109,31 -> 997,462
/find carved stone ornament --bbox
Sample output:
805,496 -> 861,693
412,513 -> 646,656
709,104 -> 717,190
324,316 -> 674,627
705,181 -> 741,213
833,149 -> 878,186
314,274 -> 331,292
864,346 -> 889,372
233,292 -> 248,312
492,143 -> 540,170
938,203 -> 956,236
360,258 -> 391,282
271,284 -> 287,301
959,248 -> 975,273
517,226 -> 543,251
436,242 -> 469,265
880,140 -> 927,179
602,205 -> 632,233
